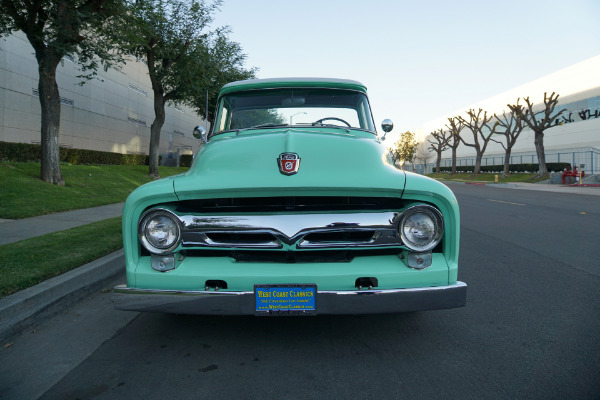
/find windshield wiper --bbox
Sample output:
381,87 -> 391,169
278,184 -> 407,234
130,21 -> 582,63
212,123 -> 290,137
251,123 -> 290,129
233,123 -> 291,135
308,124 -> 351,133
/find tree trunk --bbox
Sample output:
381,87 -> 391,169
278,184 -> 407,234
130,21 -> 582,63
474,152 -> 482,174
534,130 -> 548,176
37,54 -> 64,185
503,149 -> 511,176
435,151 -> 442,174
149,93 -> 166,178
451,146 -> 458,174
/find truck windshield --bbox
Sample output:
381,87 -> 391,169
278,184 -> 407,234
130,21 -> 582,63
214,88 -> 375,134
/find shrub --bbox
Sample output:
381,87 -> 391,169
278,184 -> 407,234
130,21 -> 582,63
0,141 -> 151,165
0,141 -> 41,162
180,154 -> 193,167
439,162 -> 570,173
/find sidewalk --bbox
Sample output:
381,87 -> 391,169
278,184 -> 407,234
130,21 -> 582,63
1,181 -> 600,341
0,202 -> 124,245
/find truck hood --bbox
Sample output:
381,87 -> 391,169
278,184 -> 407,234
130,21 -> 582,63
173,128 -> 406,199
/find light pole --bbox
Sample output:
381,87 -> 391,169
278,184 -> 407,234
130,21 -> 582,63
289,111 -> 307,125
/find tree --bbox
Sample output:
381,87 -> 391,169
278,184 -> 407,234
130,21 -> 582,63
0,0 -> 124,185
507,92 -> 564,177
427,128 -> 451,174
458,108 -> 498,174
392,131 -> 417,170
121,0 -> 254,178
445,117 -> 465,174
491,102 -> 526,176
414,140 -> 435,173
121,0 -> 217,178
190,28 -> 256,132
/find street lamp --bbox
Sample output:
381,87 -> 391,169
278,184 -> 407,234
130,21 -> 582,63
289,111 -> 307,125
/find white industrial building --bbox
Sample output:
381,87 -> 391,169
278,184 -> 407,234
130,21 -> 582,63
3,30 -> 598,174
0,31 -> 204,162
419,55 -> 600,175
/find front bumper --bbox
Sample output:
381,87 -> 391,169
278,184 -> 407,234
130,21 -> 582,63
113,281 -> 467,315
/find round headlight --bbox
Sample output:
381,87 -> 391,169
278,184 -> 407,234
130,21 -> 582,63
139,209 -> 182,254
399,205 -> 444,252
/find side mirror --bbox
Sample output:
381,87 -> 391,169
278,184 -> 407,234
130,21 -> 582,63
193,125 -> 208,144
380,119 -> 394,141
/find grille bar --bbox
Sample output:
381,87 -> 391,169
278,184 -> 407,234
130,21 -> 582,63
175,196 -> 403,213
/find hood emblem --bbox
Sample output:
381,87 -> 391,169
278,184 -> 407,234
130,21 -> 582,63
278,153 -> 301,175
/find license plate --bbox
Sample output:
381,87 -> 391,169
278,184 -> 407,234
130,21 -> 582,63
255,284 -> 317,315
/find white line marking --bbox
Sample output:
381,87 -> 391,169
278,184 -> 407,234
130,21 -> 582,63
487,199 -> 526,206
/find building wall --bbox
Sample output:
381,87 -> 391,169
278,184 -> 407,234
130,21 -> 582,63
0,31 -> 206,159
421,55 -> 600,173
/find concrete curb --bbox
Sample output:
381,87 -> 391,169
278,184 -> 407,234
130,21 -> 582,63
0,249 -> 125,342
441,181 -> 516,187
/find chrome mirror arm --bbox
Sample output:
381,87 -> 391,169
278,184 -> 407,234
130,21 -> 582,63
193,125 -> 209,144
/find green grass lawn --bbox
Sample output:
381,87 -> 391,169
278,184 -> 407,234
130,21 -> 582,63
0,217 -> 123,298
0,162 -> 188,219
0,162 -> 190,297
427,172 -> 548,184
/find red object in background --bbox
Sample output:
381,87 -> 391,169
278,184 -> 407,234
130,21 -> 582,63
561,166 -> 585,184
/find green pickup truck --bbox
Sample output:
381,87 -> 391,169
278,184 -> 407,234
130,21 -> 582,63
114,78 -> 466,315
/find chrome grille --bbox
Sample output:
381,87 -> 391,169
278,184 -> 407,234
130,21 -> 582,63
179,212 -> 402,249
301,230 -> 375,244
205,232 -> 277,245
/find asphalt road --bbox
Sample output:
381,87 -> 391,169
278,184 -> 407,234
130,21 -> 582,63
2,183 -> 599,400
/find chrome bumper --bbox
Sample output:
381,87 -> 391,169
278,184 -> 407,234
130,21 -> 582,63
113,282 -> 467,315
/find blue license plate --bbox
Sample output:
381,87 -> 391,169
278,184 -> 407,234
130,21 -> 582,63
255,284 -> 317,315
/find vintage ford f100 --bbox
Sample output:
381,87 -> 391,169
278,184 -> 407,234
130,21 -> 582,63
113,78 -> 466,315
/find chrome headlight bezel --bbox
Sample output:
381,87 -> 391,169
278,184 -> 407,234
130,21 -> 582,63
138,208 -> 182,255
399,205 -> 444,252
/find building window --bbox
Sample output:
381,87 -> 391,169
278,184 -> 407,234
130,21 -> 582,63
127,117 -> 147,126
31,89 -> 74,106
128,84 -> 147,96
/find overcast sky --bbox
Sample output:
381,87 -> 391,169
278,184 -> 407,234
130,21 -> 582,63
212,0 -> 600,135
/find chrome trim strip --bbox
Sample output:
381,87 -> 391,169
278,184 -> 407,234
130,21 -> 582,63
113,282 -> 467,315
114,286 -> 253,296
179,212 -> 402,249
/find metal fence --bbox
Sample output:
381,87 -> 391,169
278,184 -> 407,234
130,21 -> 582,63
418,147 -> 600,175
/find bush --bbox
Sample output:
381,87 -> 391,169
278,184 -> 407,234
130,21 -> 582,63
0,141 -> 151,166
439,162 -> 571,173
0,141 -> 41,162
180,154 -> 193,167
